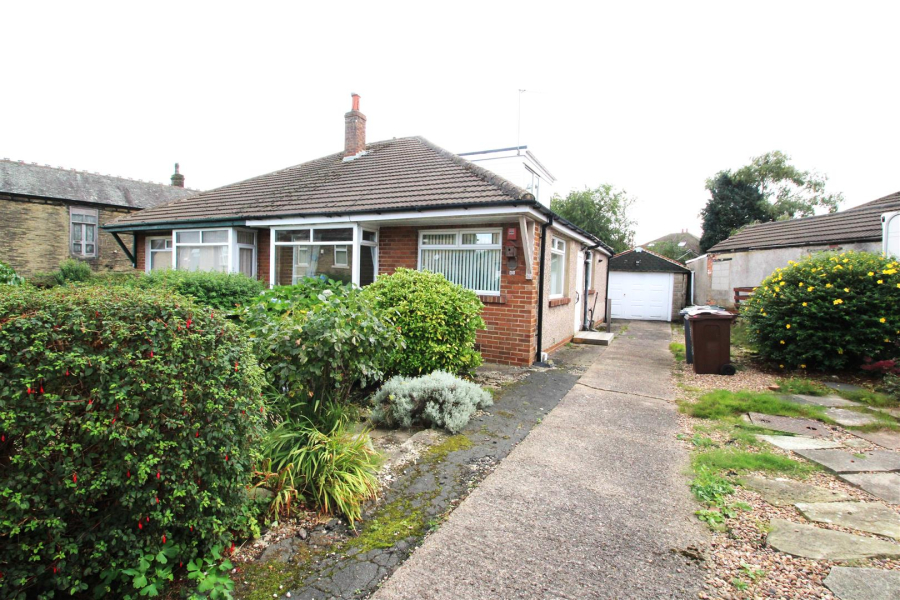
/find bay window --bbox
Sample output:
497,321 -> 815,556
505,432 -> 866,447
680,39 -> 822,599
273,227 -> 357,286
550,237 -> 566,298
418,229 -> 501,295
147,237 -> 173,271
175,229 -> 229,272
236,230 -> 256,278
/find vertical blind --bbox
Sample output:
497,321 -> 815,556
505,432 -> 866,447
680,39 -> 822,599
420,248 -> 501,294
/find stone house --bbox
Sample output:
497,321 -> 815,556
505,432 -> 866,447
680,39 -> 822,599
104,95 -> 613,366
689,191 -> 900,308
0,160 -> 195,276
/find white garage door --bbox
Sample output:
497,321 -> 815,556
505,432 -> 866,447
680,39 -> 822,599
608,272 -> 673,321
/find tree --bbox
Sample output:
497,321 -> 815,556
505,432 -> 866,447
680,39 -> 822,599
699,172 -> 769,252
733,151 -> 843,218
550,185 -> 636,253
699,151 -> 844,252
647,240 -> 695,264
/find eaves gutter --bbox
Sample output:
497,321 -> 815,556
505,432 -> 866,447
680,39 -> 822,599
102,218 -> 250,233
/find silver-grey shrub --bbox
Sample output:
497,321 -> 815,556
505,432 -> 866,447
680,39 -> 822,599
370,371 -> 493,434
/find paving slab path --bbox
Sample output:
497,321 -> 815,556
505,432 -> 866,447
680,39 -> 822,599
767,519 -> 900,560
839,473 -> 900,504
374,321 -> 705,600
741,475 -> 852,506
788,394 -> 859,408
794,449 -> 900,474
824,566 -> 900,600
746,413 -> 830,437
795,501 -> 900,540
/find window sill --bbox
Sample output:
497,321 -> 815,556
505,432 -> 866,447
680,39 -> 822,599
549,297 -> 571,308
478,294 -> 506,304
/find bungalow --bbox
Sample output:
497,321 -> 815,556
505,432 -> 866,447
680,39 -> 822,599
103,95 -> 613,366
689,190 -> 900,308
0,159 -> 195,276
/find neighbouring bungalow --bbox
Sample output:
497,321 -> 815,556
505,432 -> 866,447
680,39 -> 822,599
103,95 -> 613,366
0,159 -> 195,276
689,190 -> 900,308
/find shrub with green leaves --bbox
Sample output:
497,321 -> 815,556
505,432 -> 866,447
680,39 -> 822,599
743,251 -> 900,370
138,269 -> 264,310
246,286 -> 402,424
0,286 -> 266,598
361,268 -> 485,376
246,277 -> 353,319
0,261 -> 24,286
55,258 -> 93,284
370,371 -> 493,433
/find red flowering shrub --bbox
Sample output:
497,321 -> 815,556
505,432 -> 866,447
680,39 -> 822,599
0,286 -> 265,597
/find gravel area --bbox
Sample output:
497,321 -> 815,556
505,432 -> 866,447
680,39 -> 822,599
672,328 -> 900,599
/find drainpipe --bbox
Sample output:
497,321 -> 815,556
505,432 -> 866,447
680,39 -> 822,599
581,248 -> 590,331
604,253 -> 611,329
535,217 -> 552,364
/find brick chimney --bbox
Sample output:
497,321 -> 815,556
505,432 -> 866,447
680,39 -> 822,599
344,93 -> 366,157
170,163 -> 185,187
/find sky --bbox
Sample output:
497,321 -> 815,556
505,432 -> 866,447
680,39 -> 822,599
3,1 -> 898,243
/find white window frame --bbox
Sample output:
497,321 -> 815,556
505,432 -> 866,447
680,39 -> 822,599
145,236 -> 174,272
270,224 -> 373,287
550,236 -> 566,299
417,228 -> 503,296
173,228 -> 231,273
70,207 -> 99,258
234,229 -> 257,278
359,228 -> 378,286
333,245 -> 350,268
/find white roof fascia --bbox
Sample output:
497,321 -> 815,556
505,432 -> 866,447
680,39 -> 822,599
685,254 -> 708,264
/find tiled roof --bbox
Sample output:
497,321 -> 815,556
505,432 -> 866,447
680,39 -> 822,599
0,159 -> 195,209
109,137 -> 536,227
610,247 -> 691,273
708,191 -> 900,253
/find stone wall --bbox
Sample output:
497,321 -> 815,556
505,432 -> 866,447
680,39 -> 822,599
0,194 -> 136,277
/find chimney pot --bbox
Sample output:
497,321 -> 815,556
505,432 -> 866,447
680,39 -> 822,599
171,163 -> 185,187
344,94 -> 367,157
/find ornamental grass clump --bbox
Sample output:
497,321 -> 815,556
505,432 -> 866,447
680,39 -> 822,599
743,251 -> 900,371
370,371 -> 493,433
0,286 -> 266,598
361,268 -> 486,376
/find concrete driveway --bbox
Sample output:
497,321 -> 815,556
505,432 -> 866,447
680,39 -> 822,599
372,320 -> 705,599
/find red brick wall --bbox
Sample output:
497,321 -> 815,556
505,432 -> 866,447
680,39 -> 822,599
378,227 -> 418,273
378,223 -> 540,366
135,233 -> 147,271
256,228 -> 270,283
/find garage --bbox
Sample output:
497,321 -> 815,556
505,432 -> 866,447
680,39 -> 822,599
608,248 -> 690,322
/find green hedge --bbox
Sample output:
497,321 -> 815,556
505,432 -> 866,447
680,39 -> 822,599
0,287 -> 266,597
744,251 -> 900,370
137,270 -> 264,310
361,268 -> 485,376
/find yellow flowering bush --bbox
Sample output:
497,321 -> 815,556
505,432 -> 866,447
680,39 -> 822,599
744,251 -> 900,370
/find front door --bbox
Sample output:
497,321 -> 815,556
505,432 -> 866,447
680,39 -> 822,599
574,250 -> 585,333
